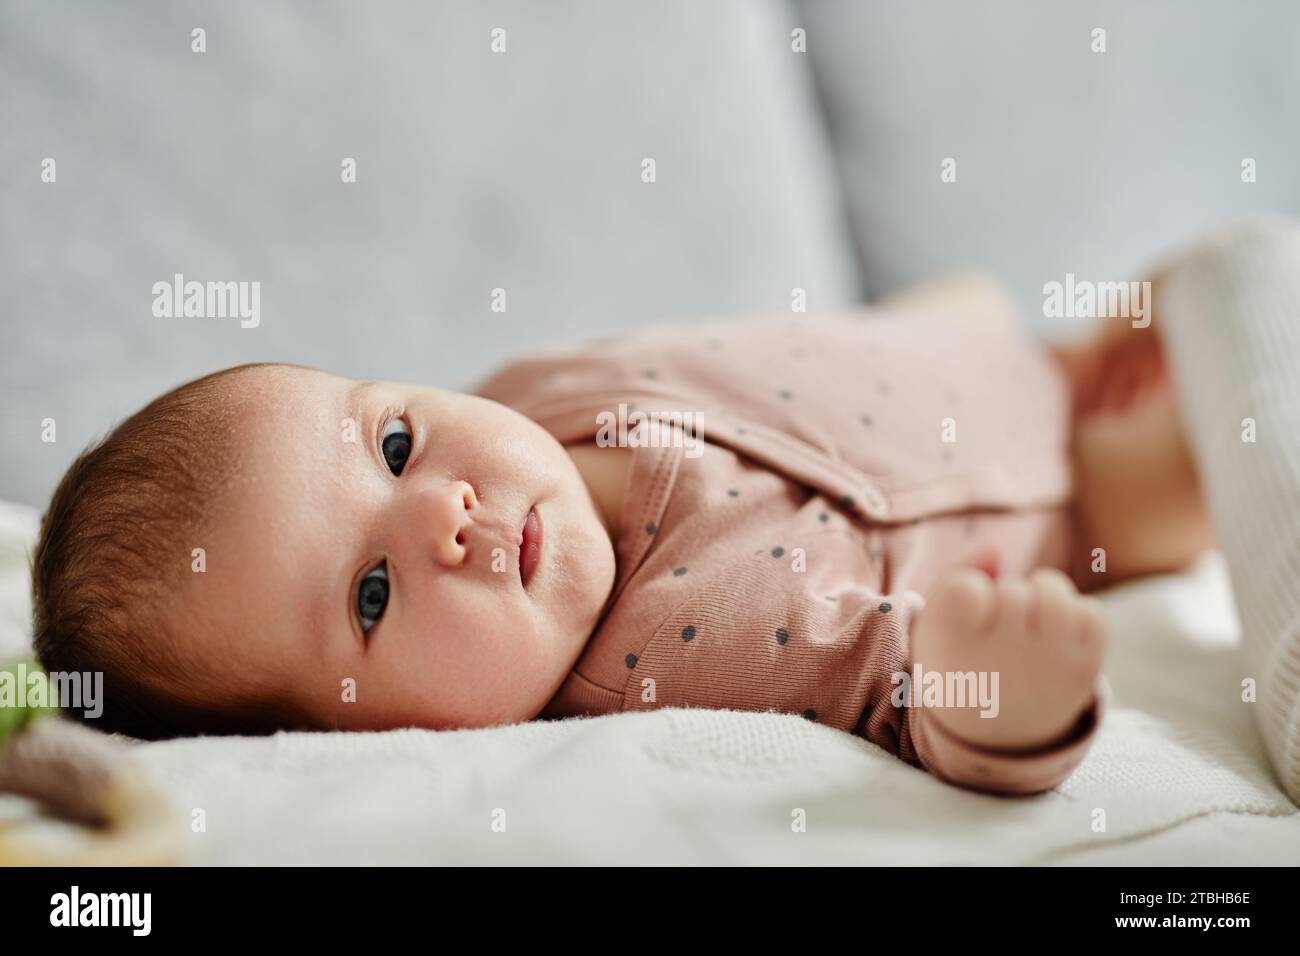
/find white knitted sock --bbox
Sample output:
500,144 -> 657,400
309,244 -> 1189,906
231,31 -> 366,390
1158,216 -> 1300,805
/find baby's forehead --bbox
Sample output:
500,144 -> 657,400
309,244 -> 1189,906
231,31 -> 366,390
195,367 -> 358,507
235,363 -> 349,397
220,365 -> 352,425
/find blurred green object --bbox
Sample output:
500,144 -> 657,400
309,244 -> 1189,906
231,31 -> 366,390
0,657 -> 55,745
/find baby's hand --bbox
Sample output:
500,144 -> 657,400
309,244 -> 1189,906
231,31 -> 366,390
909,567 -> 1107,751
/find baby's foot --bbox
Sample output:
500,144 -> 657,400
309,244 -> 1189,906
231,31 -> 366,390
909,567 -> 1107,751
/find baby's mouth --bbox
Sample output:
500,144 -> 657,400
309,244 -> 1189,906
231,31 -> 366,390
518,507 -> 542,588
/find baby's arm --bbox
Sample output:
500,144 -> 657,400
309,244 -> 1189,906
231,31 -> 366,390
908,567 -> 1108,793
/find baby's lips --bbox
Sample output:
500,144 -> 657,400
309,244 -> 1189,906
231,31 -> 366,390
518,507 -> 542,587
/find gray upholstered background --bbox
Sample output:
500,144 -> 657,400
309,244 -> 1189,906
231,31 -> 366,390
4,0 -> 1299,506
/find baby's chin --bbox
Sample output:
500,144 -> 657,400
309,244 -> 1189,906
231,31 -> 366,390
516,478 -> 615,670
495,404 -> 618,659
545,490 -> 617,641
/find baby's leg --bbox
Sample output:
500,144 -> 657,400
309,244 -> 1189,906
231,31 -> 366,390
910,567 -> 1108,751
1155,216 -> 1300,804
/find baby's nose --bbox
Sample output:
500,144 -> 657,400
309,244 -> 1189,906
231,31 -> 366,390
427,480 -> 478,567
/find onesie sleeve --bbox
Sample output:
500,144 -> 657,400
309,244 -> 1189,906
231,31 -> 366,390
906,675 -> 1109,796
809,575 -> 1107,796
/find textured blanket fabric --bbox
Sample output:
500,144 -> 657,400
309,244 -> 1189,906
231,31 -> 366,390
1159,217 -> 1300,805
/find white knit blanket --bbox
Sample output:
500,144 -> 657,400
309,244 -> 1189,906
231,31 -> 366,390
2,498 -> 1297,864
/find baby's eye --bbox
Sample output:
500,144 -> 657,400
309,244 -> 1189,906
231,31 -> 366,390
381,418 -> 412,476
357,565 -> 389,632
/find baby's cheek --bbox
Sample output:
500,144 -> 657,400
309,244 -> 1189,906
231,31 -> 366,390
414,594 -> 555,722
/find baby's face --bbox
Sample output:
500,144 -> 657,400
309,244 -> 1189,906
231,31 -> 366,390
178,365 -> 615,731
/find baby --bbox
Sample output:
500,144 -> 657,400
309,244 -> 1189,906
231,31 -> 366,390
30,271 -> 1212,795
